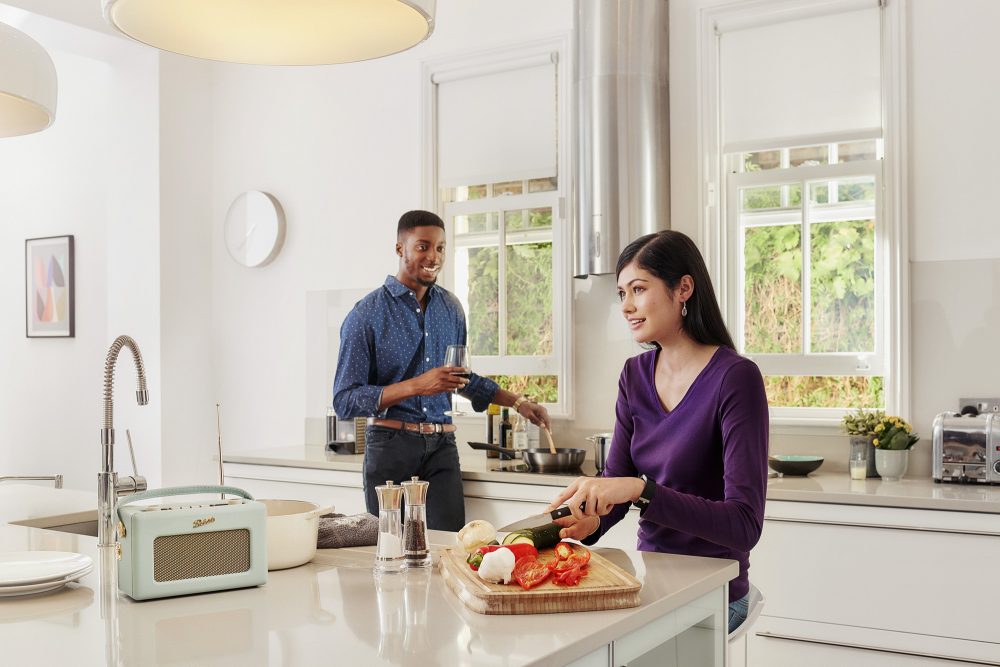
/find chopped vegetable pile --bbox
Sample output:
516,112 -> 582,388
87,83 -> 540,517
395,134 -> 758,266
468,538 -> 591,590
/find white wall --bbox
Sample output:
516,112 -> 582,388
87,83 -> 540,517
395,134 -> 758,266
159,52 -> 218,485
0,8 -> 160,490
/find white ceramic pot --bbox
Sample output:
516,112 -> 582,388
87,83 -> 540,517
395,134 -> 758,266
259,499 -> 332,571
874,449 -> 909,482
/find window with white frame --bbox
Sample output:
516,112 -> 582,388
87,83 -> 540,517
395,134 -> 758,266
727,138 -> 884,414
428,45 -> 570,414
710,1 -> 904,420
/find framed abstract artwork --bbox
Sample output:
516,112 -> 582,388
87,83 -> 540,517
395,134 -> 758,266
25,235 -> 75,338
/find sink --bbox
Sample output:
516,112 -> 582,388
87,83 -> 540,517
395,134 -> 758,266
10,510 -> 99,537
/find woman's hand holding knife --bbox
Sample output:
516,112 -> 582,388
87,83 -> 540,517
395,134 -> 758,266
545,476 -> 646,541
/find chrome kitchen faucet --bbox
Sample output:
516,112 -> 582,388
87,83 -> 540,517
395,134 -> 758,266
98,335 -> 149,547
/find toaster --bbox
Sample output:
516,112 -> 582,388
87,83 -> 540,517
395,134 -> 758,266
932,412 -> 1000,484
116,485 -> 268,600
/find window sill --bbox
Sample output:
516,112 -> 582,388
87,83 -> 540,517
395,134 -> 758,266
769,417 -> 845,437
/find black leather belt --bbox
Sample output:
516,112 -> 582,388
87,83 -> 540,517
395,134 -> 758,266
368,419 -> 456,434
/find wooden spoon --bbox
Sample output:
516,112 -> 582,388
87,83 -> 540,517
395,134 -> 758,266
543,426 -> 557,454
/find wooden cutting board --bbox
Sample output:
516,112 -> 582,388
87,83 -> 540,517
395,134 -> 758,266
438,547 -> 642,615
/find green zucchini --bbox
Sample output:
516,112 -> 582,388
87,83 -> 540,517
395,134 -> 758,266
500,522 -> 562,549
525,522 -> 562,549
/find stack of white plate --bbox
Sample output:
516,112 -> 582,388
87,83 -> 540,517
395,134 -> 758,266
0,551 -> 93,598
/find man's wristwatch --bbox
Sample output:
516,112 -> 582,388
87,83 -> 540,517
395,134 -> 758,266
633,475 -> 656,511
512,395 -> 531,411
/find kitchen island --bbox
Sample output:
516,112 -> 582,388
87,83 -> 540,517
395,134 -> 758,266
0,485 -> 737,666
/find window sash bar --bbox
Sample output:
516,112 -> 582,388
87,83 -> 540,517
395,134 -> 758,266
731,159 -> 880,186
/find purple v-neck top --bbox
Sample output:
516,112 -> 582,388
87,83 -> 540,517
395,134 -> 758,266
586,345 -> 769,601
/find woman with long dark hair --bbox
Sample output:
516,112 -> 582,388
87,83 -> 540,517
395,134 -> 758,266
547,230 -> 768,633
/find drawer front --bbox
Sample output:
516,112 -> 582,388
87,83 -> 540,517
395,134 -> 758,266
752,518 -> 1000,642
749,632 -> 986,667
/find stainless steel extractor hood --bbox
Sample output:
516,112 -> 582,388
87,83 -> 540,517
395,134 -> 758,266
574,0 -> 670,278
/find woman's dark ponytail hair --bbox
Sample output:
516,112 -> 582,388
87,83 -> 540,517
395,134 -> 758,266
616,230 -> 735,350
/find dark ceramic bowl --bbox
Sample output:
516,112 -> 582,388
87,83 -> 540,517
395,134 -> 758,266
768,455 -> 824,476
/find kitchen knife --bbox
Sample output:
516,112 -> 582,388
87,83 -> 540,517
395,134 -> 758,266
498,504 -> 584,533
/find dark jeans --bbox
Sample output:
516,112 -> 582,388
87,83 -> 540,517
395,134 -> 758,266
728,592 -> 749,634
362,426 -> 466,531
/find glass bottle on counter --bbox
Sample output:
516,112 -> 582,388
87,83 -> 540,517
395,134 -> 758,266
512,414 -> 528,451
401,476 -> 431,568
374,480 -> 405,573
499,408 -> 512,452
485,403 -> 501,458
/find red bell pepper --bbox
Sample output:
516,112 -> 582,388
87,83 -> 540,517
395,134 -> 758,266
467,543 -> 539,570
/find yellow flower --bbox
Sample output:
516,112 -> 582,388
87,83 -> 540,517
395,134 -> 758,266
873,438 -> 879,446
875,424 -> 884,432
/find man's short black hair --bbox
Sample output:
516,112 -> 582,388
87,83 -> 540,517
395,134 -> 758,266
397,210 -> 445,237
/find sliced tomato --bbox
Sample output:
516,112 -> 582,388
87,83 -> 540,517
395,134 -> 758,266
513,557 -> 551,590
554,564 -> 585,586
569,547 -> 590,566
549,552 -> 590,573
554,542 -> 575,560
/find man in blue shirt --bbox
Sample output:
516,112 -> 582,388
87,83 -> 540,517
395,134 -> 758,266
333,210 -> 550,530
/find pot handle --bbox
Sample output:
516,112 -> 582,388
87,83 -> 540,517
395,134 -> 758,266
467,441 -> 519,460
306,505 -> 334,520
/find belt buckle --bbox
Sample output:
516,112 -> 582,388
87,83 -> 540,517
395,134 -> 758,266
422,422 -> 442,434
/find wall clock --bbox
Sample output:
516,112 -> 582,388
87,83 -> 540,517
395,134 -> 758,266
224,190 -> 286,267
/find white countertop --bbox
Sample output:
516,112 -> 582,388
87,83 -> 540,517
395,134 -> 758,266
0,485 -> 737,666
224,445 -> 1000,515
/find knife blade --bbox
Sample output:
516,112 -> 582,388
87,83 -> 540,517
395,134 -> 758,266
498,504 -> 581,533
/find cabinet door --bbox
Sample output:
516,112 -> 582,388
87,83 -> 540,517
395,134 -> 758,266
225,476 -> 367,515
751,517 -> 1000,642
749,633 -> 986,667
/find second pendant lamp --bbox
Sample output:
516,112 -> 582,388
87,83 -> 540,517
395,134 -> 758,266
101,0 -> 436,66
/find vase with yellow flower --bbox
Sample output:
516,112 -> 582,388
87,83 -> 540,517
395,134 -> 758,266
872,415 -> 920,481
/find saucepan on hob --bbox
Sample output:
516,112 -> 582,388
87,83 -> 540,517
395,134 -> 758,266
467,442 -> 586,473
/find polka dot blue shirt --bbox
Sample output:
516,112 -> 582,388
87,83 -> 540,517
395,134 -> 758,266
332,275 -> 500,423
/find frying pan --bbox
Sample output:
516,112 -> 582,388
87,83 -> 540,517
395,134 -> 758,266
468,442 -> 586,473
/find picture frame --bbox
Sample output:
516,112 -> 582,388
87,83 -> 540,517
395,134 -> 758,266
25,235 -> 75,338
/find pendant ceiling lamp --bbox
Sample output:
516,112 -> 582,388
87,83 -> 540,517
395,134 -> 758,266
0,22 -> 57,138
102,0 -> 436,66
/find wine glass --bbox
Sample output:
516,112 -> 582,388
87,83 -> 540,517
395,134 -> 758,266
443,344 -> 471,417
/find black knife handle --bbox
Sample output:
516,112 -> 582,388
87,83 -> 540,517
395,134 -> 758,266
550,503 -> 585,521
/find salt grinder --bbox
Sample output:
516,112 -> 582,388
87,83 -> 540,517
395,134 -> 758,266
374,480 -> 405,573
401,476 -> 431,568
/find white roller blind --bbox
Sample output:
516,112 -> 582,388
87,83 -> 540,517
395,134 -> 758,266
720,6 -> 881,152
436,58 -> 556,187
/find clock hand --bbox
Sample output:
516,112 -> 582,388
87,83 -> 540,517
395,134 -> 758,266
236,222 -> 258,250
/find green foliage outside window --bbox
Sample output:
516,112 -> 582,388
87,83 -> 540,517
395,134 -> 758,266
486,375 -> 559,403
743,216 -> 881,408
764,375 -> 883,408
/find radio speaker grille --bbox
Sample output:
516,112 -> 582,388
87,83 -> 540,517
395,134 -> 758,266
153,529 -> 251,582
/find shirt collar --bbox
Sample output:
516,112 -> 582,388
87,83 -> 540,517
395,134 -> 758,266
384,275 -> 439,301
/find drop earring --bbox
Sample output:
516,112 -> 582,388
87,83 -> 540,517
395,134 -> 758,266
681,302 -> 688,317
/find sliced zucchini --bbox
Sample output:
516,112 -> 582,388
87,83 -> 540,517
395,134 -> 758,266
500,523 -> 562,549
501,530 -> 532,545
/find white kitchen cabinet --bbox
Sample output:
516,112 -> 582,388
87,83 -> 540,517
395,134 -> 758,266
746,501 -> 1000,665
224,462 -> 367,515
749,633 -> 983,667
748,616 -> 1000,666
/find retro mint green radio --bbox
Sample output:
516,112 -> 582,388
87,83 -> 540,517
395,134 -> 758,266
116,485 -> 267,600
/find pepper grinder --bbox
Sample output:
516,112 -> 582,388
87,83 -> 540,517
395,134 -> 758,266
374,480 -> 405,573
401,476 -> 431,568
